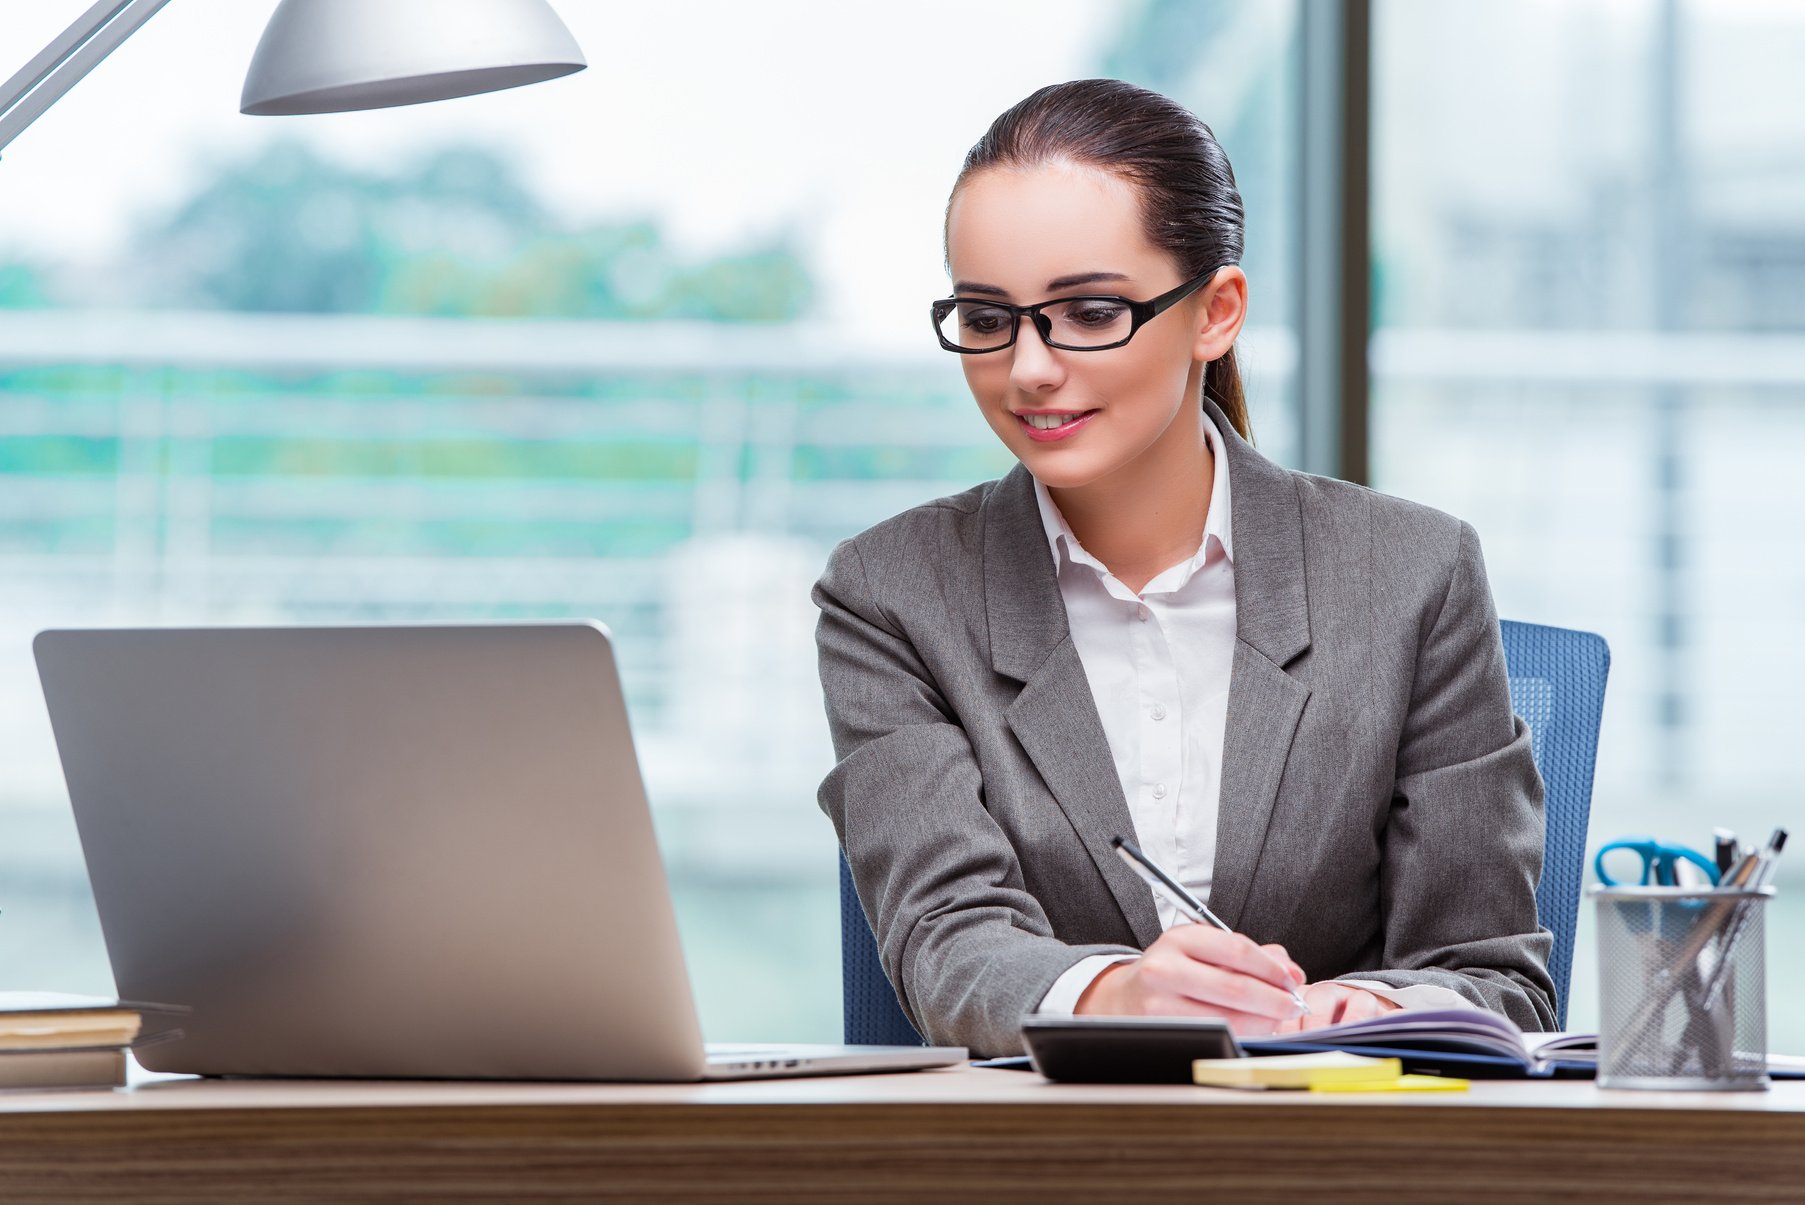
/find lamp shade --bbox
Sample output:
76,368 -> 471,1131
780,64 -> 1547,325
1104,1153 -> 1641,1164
240,0 -> 586,117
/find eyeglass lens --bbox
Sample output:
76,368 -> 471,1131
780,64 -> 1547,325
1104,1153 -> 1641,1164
937,296 -> 1134,351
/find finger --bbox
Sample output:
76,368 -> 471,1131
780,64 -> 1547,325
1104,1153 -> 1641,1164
1141,953 -> 1305,1022
1337,990 -> 1388,1024
1260,944 -> 1306,986
1292,984 -> 1353,1030
1160,926 -> 1299,992
1226,1010 -> 1288,1039
1270,1009 -> 1309,1035
1137,993 -> 1285,1036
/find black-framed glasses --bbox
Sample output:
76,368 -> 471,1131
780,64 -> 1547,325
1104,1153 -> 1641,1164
930,263 -> 1227,354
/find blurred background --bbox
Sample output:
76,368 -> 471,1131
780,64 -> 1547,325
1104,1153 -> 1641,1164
0,0 -> 1799,1048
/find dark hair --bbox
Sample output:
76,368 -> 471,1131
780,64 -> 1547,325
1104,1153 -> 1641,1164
942,78 -> 1252,444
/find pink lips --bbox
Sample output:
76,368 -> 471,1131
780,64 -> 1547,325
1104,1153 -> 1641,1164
1015,409 -> 1100,443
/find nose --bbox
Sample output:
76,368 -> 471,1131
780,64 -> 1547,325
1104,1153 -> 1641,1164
1007,315 -> 1065,394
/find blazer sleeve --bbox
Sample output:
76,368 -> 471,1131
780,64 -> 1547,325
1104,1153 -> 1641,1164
812,536 -> 1141,1056
1333,519 -> 1559,1031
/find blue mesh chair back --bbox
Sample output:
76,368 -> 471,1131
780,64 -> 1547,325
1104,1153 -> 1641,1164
838,854 -> 925,1047
1498,619 -> 1610,1028
839,618 -> 1609,1043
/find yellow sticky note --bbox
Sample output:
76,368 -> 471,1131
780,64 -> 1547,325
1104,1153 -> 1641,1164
1309,1073 -> 1469,1093
1193,1052 -> 1400,1089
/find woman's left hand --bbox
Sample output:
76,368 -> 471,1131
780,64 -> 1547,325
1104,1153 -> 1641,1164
1272,982 -> 1403,1032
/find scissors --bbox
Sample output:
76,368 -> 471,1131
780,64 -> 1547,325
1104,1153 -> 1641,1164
1593,836 -> 1722,888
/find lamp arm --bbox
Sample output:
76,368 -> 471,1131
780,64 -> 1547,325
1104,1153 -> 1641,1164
0,0 -> 172,158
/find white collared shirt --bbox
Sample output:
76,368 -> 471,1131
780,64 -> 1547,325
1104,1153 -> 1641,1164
1032,408 -> 1472,1016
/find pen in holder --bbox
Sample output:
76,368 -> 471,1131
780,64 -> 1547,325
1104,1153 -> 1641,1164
1592,883 -> 1773,1091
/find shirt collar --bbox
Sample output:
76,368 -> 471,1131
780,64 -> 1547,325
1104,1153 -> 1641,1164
1031,405 -> 1235,578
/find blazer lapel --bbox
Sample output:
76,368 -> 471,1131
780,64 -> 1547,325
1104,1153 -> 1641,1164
1201,394 -> 1313,931
984,464 -> 1163,948
982,392 -> 1317,944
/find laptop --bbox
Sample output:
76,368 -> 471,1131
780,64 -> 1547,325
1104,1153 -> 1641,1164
32,621 -> 964,1081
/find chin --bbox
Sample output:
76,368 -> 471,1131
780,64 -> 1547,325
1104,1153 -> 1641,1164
1017,450 -> 1113,491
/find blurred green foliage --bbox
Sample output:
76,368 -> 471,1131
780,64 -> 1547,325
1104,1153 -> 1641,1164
0,262 -> 49,308
0,435 -> 116,474
3,140 -> 814,320
210,437 -> 698,480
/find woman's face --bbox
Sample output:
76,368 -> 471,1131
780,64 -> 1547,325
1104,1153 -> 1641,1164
943,161 -> 1244,490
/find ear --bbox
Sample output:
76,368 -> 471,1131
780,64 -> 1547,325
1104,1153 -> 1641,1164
1190,266 -> 1249,364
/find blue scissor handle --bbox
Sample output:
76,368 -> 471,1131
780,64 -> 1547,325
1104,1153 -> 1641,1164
1594,837 -> 1722,887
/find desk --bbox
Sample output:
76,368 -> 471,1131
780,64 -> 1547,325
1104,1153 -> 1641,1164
3,1066 -> 1803,1201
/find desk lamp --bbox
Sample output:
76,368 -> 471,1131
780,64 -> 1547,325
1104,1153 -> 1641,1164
0,0 -> 586,157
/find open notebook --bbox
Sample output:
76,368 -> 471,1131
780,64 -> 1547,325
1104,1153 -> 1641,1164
1242,1009 -> 1599,1077
1243,1008 -> 1805,1080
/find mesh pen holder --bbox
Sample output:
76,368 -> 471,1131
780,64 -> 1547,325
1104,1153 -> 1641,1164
1593,884 -> 1773,1091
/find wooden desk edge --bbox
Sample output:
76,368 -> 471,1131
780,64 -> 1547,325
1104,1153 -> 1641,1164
2,1068 -> 1802,1202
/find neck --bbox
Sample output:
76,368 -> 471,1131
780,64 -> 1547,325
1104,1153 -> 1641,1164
1047,400 -> 1214,596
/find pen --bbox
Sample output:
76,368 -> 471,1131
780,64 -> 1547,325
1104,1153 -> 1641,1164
1751,827 -> 1788,889
1110,835 -> 1311,1016
1713,828 -> 1739,879
1696,827 -> 1786,1011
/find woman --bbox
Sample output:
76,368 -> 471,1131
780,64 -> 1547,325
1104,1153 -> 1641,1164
811,79 -> 1554,1058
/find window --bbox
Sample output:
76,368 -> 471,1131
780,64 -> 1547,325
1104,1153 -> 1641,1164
0,2 -> 1305,1041
1372,0 -> 1805,1045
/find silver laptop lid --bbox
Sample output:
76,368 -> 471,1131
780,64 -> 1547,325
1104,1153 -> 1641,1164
33,622 -> 710,1080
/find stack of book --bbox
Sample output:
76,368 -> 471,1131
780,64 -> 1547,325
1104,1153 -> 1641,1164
0,991 -> 164,1090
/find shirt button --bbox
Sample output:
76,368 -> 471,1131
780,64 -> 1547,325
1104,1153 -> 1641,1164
1150,704 -> 1167,721
1136,604 -> 1150,621
1151,783 -> 1168,799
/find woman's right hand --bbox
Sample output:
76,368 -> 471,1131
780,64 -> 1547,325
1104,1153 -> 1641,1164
1072,925 -> 1308,1035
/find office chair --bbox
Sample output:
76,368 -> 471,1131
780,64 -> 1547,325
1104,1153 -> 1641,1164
839,618 -> 1610,1043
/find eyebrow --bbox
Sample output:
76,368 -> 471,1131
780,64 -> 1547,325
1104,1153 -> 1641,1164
951,271 -> 1133,298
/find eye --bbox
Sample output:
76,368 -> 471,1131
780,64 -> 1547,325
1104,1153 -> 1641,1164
960,306 -> 1009,333
1068,302 -> 1127,327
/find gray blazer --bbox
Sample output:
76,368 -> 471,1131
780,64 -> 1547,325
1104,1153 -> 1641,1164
811,394 -> 1556,1057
